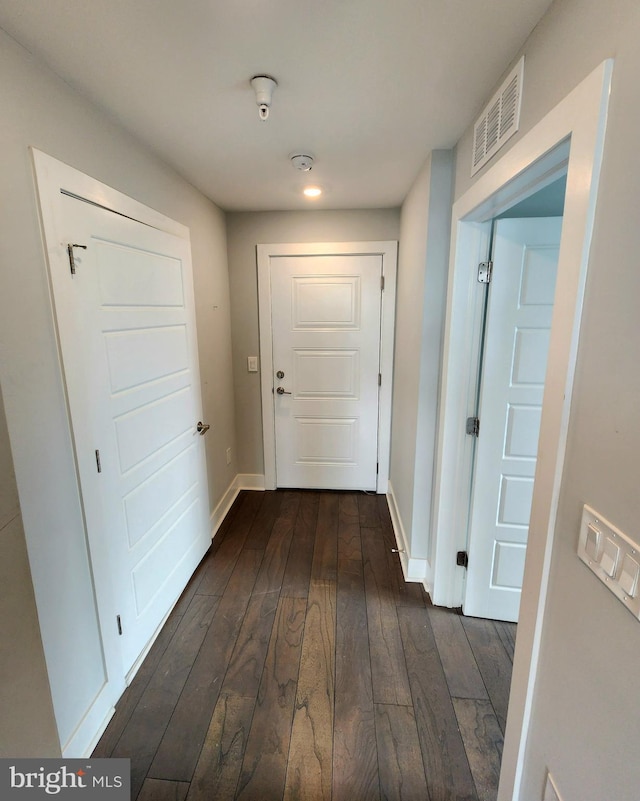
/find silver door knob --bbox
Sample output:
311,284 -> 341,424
196,421 -> 210,435
276,387 -> 292,395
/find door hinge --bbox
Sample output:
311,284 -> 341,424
95,449 -> 102,473
378,373 -> 382,387
376,461 -> 379,474
456,550 -> 469,569
116,615 -> 123,635
381,275 -> 385,291
67,243 -> 87,275
466,416 -> 480,437
477,261 -> 493,284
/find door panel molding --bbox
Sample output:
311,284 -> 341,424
30,149 -> 207,756
257,241 -> 397,492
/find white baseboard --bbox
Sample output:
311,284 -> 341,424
386,481 -> 431,586
209,474 -> 266,539
235,473 -> 266,491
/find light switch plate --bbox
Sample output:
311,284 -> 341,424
578,504 -> 640,620
247,356 -> 258,372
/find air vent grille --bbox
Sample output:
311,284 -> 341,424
471,56 -> 524,176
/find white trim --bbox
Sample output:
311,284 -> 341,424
210,479 -> 242,538
235,473 -> 266,491
386,482 -> 430,587
431,62 -> 613,801
29,149 -> 204,758
257,241 -> 397,493
32,149 -> 189,239
61,687 -> 115,758
67,702 -> 116,759
209,474 -> 266,536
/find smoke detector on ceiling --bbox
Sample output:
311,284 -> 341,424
290,153 -> 315,171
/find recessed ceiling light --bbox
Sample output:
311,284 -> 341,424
303,186 -> 322,198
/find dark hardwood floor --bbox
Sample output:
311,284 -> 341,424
93,490 -> 515,801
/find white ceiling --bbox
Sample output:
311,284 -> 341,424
0,0 -> 554,211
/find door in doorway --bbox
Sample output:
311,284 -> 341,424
464,217 -> 562,621
52,193 -> 211,675
270,253 -> 383,490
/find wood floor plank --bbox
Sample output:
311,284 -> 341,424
223,496 -> 298,697
92,612 -> 181,758
196,491 -> 263,595
374,703 -> 429,801
358,492 -> 380,528
460,617 -> 513,734
253,491 -> 299,596
186,694 -> 255,801
493,621 -> 517,663
137,779 -> 190,801
311,492 -> 339,583
453,698 -> 503,801
221,589 -> 280,698
362,527 -> 413,706
398,606 -> 478,801
149,548 -> 264,782
111,593 -> 220,800
244,490 -> 284,550
281,491 -> 319,599
334,494 -> 379,801
284,580 -> 336,801
428,607 -> 488,701
337,494 -> 362,563
235,596 -> 306,801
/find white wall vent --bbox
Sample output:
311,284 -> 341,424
471,56 -> 524,176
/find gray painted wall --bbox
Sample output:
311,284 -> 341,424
0,389 -> 59,757
454,0 -> 640,798
390,151 -> 453,566
0,30 -> 233,752
226,209 -> 400,476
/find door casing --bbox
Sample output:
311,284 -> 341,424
430,61 -> 613,801
257,241 -> 397,492
30,149 -> 203,757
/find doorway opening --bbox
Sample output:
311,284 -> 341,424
463,175 -> 567,623
430,61 -> 612,801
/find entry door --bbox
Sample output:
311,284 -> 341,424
52,193 -> 211,674
464,217 -> 562,621
270,254 -> 383,490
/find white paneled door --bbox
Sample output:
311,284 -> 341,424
270,254 -> 383,490
464,217 -> 562,622
53,192 -> 210,675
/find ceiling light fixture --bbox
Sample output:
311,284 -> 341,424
303,186 -> 322,198
250,74 -> 277,121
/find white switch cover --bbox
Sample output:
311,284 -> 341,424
600,537 -> 620,577
619,553 -> 640,597
585,523 -> 602,561
247,356 -> 258,372
578,504 -> 640,620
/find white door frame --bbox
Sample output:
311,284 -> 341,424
257,241 -> 397,492
31,149 -> 199,756
430,61 -> 613,801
